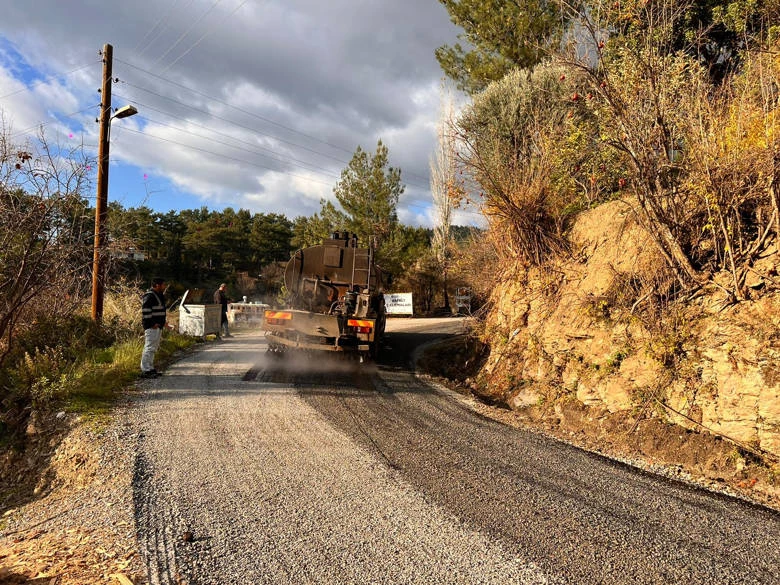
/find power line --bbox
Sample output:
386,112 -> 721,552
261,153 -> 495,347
9,105 -> 100,140
111,93 -> 481,217
116,78 -> 432,192
114,58 -> 355,156
115,126 -> 459,217
117,78 -> 354,165
110,67 -> 480,217
160,0 -> 252,75
113,96 -> 342,178
113,94 -> 472,220
151,0 -> 225,71
133,0 -> 189,57
117,125 -> 334,187
114,58 -> 433,186
0,61 -> 100,100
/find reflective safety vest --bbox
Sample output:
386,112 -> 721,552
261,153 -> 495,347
142,290 -> 166,330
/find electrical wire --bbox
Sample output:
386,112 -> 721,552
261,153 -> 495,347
114,99 -> 342,178
115,126 -> 456,216
114,58 -> 433,188
133,0 -> 190,57
110,93 -> 482,217
0,60 -> 481,220
117,79 -> 357,167
151,0 -> 225,72
0,61 -> 100,100
115,58 -> 356,157
116,80 -> 436,197
117,125 -> 334,187
9,105 -> 100,140
159,0 -> 252,75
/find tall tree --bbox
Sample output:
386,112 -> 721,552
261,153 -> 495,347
156,210 -> 187,280
436,0 -> 566,94
250,213 -> 294,266
332,140 -> 404,249
378,225 -> 433,280
291,201 -> 347,249
430,88 -> 461,310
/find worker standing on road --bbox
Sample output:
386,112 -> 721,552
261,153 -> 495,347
141,277 -> 170,378
214,282 -> 232,338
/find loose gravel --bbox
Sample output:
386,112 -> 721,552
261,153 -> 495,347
125,321 -> 779,584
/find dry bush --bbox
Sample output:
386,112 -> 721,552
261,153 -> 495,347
679,47 -> 780,296
449,227 -> 501,318
561,0 -> 779,296
456,66 -> 589,266
102,279 -> 146,338
0,126 -> 95,367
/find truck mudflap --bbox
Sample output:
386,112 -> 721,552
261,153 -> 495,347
263,309 -> 375,353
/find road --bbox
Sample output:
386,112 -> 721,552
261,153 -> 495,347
130,317 -> 780,585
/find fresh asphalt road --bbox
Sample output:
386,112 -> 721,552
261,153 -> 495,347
129,317 -> 780,584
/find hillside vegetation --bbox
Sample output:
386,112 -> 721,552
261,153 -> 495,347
431,0 -> 780,500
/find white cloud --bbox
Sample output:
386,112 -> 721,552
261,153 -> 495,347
0,0 -> 484,227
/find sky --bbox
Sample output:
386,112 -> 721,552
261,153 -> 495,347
0,0 -> 484,228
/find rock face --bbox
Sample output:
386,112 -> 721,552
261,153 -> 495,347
480,199 -> 780,458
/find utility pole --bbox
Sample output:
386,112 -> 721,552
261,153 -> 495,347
91,43 -> 113,323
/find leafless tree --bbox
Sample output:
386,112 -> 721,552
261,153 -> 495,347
0,121 -> 95,365
430,85 -> 461,310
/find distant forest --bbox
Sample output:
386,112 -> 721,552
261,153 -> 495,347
107,202 -> 478,303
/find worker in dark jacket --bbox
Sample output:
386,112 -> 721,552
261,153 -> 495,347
214,283 -> 231,337
141,277 -> 169,378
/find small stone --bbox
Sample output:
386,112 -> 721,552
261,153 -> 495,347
181,531 -> 194,543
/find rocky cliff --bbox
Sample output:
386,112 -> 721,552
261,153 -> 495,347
470,199 -> 779,499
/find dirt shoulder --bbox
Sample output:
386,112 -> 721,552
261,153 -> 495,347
0,402 -> 145,584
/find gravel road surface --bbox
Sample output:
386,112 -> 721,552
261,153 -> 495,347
130,318 -> 780,584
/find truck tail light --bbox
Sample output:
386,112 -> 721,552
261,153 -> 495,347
347,319 -> 373,334
265,311 -> 292,326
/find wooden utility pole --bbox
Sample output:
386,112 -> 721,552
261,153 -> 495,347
91,43 -> 113,323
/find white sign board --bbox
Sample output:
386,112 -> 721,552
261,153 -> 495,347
385,292 -> 414,315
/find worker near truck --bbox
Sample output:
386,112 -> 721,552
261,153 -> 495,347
214,282 -> 232,338
140,277 -> 170,378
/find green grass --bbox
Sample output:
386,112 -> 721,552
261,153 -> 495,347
0,294 -> 199,443
66,332 -> 195,420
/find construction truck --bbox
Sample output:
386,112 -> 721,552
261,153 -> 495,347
263,232 -> 387,361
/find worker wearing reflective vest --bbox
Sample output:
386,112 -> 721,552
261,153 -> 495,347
140,277 -> 168,378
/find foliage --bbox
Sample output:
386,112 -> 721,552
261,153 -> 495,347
456,64 -> 595,265
291,200 -> 346,249
559,0 -> 780,296
0,284 -> 195,440
448,226 -> 499,314
250,213 -> 294,266
393,250 -> 442,314
0,126 -> 95,368
380,226 -> 434,285
108,204 -> 294,297
678,46 -> 780,294
331,140 -> 404,250
590,0 -> 774,83
436,0 -> 568,94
